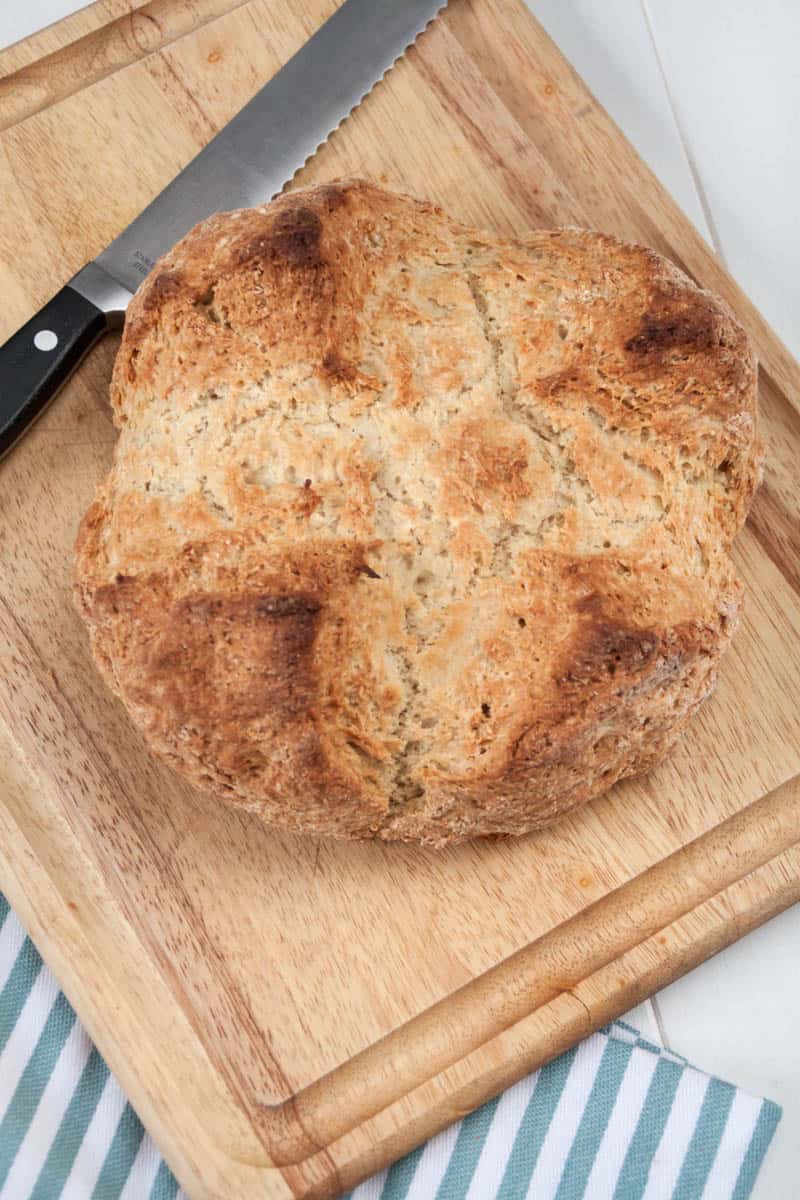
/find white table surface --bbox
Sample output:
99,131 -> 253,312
1,2 -> 798,1197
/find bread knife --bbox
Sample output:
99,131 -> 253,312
0,0 -> 447,459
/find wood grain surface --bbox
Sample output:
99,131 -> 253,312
1,1 -> 799,1196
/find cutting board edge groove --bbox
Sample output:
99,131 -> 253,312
257,772 -> 800,1165
0,0 -> 255,130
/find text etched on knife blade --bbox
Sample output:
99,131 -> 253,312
132,250 -> 155,277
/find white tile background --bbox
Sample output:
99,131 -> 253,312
0,0 -> 88,50
1,2 -> 798,1197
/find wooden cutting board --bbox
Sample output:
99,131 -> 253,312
1,2 -> 799,1196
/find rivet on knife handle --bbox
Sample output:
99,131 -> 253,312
0,284 -> 110,460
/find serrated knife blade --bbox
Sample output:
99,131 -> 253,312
0,0 -> 447,459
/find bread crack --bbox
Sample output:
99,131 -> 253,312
197,474 -> 233,524
464,259 -> 600,562
465,264 -> 505,404
386,628 -> 425,816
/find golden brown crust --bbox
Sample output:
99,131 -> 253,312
74,180 -> 761,845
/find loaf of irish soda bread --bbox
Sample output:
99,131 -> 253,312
74,180 -> 761,845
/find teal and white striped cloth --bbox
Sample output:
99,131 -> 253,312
1,893 -> 781,1200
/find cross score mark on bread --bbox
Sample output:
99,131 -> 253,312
73,181 -> 761,845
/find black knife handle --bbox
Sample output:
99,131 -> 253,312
0,285 -> 109,459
